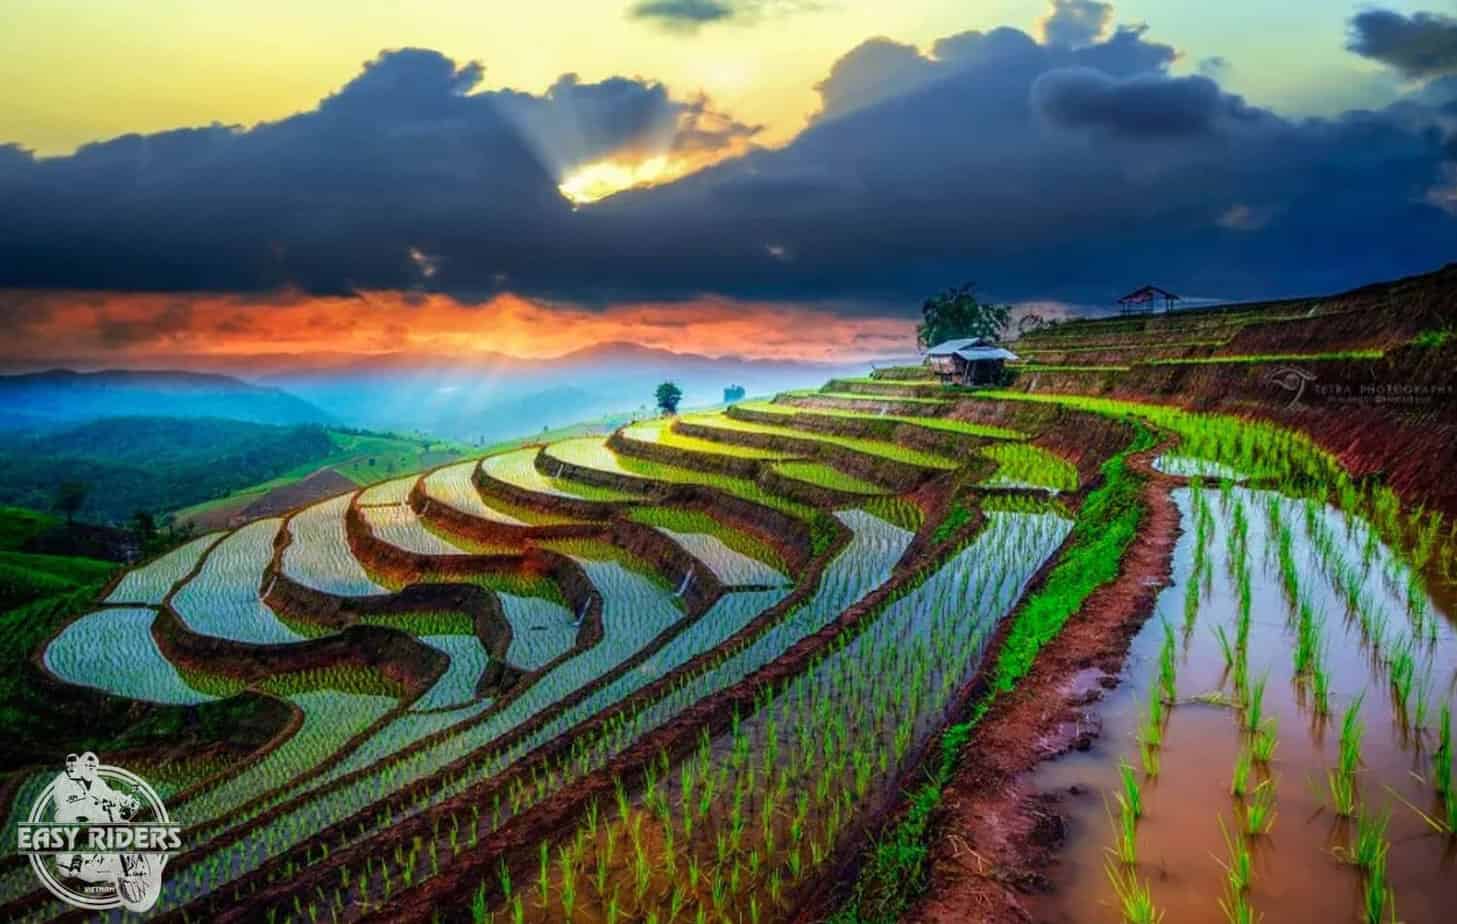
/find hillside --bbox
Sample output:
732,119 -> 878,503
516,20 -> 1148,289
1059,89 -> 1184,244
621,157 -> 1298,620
0,417 -> 340,523
263,343 -> 870,442
0,506 -> 116,611
0,368 -> 330,429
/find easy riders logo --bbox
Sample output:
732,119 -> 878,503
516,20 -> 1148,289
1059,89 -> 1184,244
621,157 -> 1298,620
16,752 -> 180,912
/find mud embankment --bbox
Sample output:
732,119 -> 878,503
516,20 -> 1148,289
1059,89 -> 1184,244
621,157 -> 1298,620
899,439 -> 1182,924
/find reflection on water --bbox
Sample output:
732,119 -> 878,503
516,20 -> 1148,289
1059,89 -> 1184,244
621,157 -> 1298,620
1026,485 -> 1457,924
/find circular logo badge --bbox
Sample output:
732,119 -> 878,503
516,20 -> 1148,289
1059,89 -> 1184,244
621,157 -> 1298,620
17,752 -> 181,912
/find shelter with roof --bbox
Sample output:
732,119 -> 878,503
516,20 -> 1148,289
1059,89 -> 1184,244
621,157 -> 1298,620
1117,285 -> 1181,314
923,337 -> 1019,386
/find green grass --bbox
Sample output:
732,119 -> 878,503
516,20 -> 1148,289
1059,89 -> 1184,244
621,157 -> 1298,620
681,412 -> 961,470
860,496 -> 924,534
1010,363 -> 1132,372
0,507 -> 116,610
627,507 -> 789,576
740,398 -> 1024,440
1143,350 -> 1384,366
772,461 -> 886,495
1016,339 -> 1233,355
1411,328 -> 1453,349
545,438 -> 816,520
978,442 -> 1078,492
620,420 -> 794,460
812,390 -> 953,407
829,424 -> 1152,924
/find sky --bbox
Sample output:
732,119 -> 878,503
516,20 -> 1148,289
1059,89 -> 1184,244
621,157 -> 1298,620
2,0 -> 1455,368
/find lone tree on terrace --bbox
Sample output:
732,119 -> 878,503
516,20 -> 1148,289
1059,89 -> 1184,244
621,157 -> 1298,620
916,283 -> 1012,349
656,381 -> 683,415
54,480 -> 89,525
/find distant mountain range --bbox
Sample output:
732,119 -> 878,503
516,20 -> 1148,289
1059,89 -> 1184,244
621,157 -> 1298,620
0,369 -> 331,430
259,342 -> 879,442
0,344 -> 888,442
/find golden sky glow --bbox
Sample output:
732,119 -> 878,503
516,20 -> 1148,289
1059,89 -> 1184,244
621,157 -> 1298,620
0,290 -> 916,370
0,1 -> 1396,159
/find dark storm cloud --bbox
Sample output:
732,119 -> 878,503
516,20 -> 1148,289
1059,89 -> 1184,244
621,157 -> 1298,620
628,0 -> 816,32
576,9 -> 1455,305
1032,69 -> 1270,138
2,3 -> 1455,310
1041,0 -> 1114,48
1348,9 -> 1457,79
0,49 -> 755,297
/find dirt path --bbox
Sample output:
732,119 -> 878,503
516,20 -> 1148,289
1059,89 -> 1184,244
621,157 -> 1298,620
904,450 -> 1182,924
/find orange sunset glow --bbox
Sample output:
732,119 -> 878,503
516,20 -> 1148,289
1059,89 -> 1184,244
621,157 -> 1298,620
0,289 -> 916,370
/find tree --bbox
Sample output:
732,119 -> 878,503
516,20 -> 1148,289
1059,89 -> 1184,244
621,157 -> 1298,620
915,283 -> 1012,349
656,382 -> 684,415
131,510 -> 158,543
54,480 -> 89,524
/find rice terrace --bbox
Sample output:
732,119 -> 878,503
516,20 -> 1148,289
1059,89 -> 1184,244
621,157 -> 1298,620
4,2 -> 1457,922
0,261 -> 1450,923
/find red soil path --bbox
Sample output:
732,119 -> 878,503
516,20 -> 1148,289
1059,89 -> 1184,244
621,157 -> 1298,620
904,453 -> 1182,923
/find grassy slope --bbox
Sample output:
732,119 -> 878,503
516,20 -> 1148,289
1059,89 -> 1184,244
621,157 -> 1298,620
0,507 -> 115,611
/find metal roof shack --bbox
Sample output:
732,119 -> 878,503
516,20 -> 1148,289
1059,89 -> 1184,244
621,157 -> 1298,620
1117,285 -> 1181,314
923,338 -> 1019,386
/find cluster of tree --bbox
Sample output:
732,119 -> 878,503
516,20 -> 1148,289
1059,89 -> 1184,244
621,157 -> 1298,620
916,283 -> 1012,348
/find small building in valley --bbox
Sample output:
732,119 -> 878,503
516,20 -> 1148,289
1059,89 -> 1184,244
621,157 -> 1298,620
1117,285 -> 1181,314
923,338 -> 1019,386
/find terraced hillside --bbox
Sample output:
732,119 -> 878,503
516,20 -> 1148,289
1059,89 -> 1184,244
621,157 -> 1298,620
4,270 -> 1455,924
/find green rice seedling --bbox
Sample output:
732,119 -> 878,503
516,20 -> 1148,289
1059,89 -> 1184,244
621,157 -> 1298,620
1346,809 -> 1390,871
1243,675 -> 1267,732
470,881 -> 491,924
1158,621 -> 1177,704
1244,779 -> 1277,836
1340,698 -> 1366,779
1328,768 -> 1358,818
1219,884 -> 1262,924
1311,662 -> 1332,717
1251,719 -> 1278,764
1104,861 -> 1164,924
1120,760 -> 1143,820
1215,626 -> 1236,670
1363,854 -> 1394,924
1139,737 -> 1162,778
1106,796 -> 1138,867
1214,815 -> 1253,894
1434,704 -> 1452,801
1231,748 -> 1253,798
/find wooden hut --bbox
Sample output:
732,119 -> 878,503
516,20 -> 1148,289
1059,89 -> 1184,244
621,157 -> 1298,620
1117,285 -> 1181,314
923,338 -> 1019,386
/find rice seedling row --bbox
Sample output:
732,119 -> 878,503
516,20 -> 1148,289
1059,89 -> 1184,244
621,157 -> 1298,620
103,532 -> 223,605
172,517 -> 306,644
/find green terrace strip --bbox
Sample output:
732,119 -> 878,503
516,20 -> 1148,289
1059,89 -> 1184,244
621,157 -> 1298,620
860,496 -> 924,533
628,506 -> 790,580
541,436 -> 817,519
773,460 -> 887,495
1010,363 -> 1133,372
830,424 -> 1153,924
680,412 -> 962,469
621,419 -> 796,459
978,442 -> 1079,493
1141,349 -> 1385,365
809,390 -> 954,407
482,446 -> 644,502
739,399 -> 1026,441
1015,339 -> 1234,354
